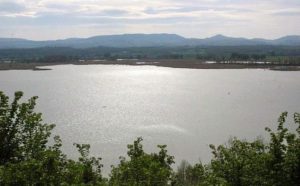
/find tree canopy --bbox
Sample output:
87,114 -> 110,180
0,91 -> 299,185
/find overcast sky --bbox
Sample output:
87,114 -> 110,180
0,0 -> 299,40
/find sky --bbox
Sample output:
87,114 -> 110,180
0,0 -> 300,40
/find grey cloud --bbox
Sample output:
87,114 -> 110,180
98,9 -> 129,16
0,13 -> 201,27
0,1 -> 26,13
272,10 -> 300,16
43,3 -> 80,11
144,6 -> 254,15
144,7 -> 205,14
0,0 -> 299,39
0,11 -> 246,28
34,8 -> 130,18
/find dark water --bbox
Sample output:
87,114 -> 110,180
1,64 -> 299,174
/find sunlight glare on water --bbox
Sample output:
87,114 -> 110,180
0,64 -> 300,174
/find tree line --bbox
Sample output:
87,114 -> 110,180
0,91 -> 299,185
1,46 -> 300,64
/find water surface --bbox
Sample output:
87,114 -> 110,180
0,65 -> 299,173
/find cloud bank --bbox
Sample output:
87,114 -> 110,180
0,0 -> 299,40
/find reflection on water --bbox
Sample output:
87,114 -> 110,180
0,64 -> 300,174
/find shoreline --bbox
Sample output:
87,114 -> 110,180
1,60 -> 300,71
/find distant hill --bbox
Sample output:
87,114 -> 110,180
0,34 -> 300,49
189,35 -> 266,46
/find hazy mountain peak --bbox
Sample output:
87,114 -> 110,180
0,34 -> 300,49
210,34 -> 228,39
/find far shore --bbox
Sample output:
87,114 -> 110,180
1,60 -> 300,71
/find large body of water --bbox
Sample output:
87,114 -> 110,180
0,65 -> 299,173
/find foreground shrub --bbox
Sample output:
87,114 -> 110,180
109,137 -> 174,186
172,112 -> 300,186
0,91 -> 104,185
0,91 -> 299,185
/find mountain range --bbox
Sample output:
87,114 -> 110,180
0,34 -> 300,49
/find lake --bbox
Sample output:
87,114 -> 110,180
0,64 -> 299,174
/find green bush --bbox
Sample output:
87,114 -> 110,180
109,137 -> 174,186
0,91 -> 299,185
0,91 -> 105,185
172,112 -> 300,186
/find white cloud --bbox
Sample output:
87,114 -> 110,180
0,0 -> 299,39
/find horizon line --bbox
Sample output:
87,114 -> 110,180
1,33 -> 300,42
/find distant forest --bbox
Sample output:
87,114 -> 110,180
1,45 -> 300,64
